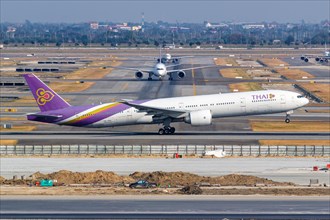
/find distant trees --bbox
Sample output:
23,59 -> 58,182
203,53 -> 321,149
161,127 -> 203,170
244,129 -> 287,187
0,21 -> 328,47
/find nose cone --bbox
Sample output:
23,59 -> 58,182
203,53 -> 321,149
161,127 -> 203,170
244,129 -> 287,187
303,97 -> 309,106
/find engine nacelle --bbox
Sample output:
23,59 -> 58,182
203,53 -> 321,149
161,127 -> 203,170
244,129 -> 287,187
184,110 -> 212,126
172,58 -> 179,63
135,71 -> 143,79
177,71 -> 186,79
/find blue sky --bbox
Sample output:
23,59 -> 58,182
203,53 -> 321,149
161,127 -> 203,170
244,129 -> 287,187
1,0 -> 329,23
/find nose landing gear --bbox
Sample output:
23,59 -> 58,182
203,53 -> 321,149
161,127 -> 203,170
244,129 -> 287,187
285,110 -> 293,123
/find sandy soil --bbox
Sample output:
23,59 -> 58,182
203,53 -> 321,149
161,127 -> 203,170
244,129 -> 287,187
1,170 -> 327,196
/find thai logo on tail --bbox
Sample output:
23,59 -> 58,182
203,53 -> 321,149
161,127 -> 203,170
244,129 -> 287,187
36,88 -> 54,105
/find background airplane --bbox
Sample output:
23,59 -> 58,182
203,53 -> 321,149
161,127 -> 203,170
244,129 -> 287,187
24,74 -> 309,135
301,44 -> 329,63
108,58 -> 214,81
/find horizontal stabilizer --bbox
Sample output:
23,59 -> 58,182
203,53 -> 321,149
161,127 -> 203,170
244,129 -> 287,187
27,113 -> 63,120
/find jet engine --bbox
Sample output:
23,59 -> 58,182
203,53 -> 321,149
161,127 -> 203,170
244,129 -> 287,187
177,71 -> 186,79
135,71 -> 144,79
184,110 -> 212,126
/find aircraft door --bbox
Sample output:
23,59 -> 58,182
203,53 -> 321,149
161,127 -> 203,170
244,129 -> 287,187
280,95 -> 286,104
240,97 -> 246,113
178,102 -> 185,110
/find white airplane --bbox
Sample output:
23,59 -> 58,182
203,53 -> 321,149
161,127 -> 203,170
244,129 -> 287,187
110,59 -> 214,81
157,53 -> 193,64
301,44 -> 330,63
24,74 -> 309,135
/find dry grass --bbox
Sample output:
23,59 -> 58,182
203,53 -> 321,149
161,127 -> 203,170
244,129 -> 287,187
66,61 -> 121,79
49,81 -> 94,93
276,69 -> 314,79
259,58 -> 289,67
0,117 -> 26,121
250,120 -> 330,132
0,125 -> 36,132
298,83 -> 330,103
214,58 -> 239,66
0,60 -> 17,66
0,140 -> 18,145
220,68 -> 251,79
306,109 -> 330,113
259,140 -> 330,146
229,82 -> 264,92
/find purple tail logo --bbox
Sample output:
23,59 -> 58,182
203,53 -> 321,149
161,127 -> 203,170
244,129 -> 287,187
36,88 -> 54,105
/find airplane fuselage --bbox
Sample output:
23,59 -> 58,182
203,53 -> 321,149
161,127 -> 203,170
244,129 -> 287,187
28,90 -> 308,129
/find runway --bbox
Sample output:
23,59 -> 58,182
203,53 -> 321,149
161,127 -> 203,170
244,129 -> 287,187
1,196 -> 329,219
1,130 -> 329,145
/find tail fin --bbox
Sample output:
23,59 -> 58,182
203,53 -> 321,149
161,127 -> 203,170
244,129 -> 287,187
23,74 -> 71,112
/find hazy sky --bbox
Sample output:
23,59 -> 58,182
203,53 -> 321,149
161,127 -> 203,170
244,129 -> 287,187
1,0 -> 329,23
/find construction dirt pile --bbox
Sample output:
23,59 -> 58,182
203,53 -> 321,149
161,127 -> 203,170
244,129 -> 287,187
0,176 -> 5,184
1,170 -> 294,187
130,171 -> 294,187
32,170 -> 134,184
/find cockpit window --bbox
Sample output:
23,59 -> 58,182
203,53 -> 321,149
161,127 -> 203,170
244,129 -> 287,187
297,95 -> 304,98
157,68 -> 164,70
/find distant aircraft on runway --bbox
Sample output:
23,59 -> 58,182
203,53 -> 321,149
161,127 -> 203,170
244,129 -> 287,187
301,44 -> 330,63
107,49 -> 211,81
156,53 -> 193,64
24,74 -> 309,135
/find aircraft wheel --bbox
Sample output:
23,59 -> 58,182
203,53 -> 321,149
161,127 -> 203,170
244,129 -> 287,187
148,78 -> 152,81
285,118 -> 290,123
158,128 -> 165,135
164,128 -> 170,134
169,77 -> 173,81
170,127 -> 175,134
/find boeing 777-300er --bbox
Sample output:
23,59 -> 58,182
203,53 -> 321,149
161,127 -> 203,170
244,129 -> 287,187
24,74 -> 309,135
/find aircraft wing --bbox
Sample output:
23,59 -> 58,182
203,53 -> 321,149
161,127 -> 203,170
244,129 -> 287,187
102,65 -> 154,73
121,101 -> 188,118
172,55 -> 194,59
166,65 -> 216,73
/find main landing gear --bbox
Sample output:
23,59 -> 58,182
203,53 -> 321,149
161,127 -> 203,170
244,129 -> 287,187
158,126 -> 175,135
285,110 -> 293,123
158,119 -> 175,135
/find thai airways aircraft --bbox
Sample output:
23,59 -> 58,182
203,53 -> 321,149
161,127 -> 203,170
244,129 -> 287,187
24,74 -> 309,135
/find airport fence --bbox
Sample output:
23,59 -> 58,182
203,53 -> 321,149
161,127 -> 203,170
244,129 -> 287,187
0,145 -> 329,157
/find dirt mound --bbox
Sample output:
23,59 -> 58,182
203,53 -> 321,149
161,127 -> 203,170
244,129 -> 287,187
130,171 -> 293,187
180,185 -> 203,195
32,170 -> 134,185
0,176 -> 6,184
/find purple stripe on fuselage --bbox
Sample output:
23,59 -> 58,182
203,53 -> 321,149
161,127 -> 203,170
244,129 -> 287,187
28,100 -> 150,126
69,100 -> 149,126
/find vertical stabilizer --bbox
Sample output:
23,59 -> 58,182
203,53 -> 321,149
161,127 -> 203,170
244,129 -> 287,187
23,74 -> 71,112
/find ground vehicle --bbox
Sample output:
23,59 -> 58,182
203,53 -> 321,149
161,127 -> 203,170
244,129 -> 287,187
129,180 -> 157,188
